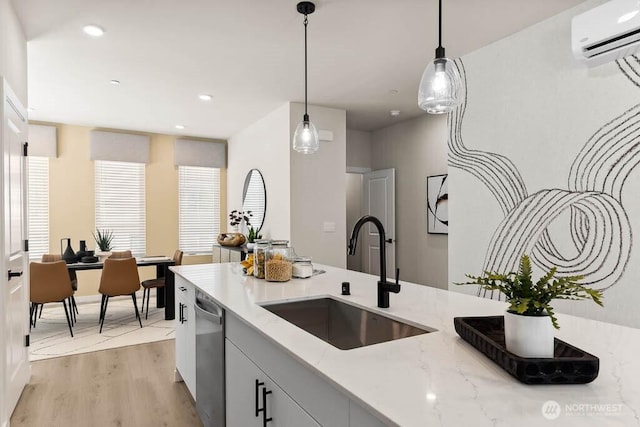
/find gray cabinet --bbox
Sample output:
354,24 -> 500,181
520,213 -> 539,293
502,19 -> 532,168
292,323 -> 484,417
226,340 -> 320,427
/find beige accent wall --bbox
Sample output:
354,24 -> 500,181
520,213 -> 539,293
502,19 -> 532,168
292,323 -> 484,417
0,0 -> 28,105
44,123 -> 225,296
371,114 -> 449,289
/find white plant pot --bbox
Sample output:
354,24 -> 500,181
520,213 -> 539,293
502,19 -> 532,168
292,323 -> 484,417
504,310 -> 555,358
95,250 -> 111,261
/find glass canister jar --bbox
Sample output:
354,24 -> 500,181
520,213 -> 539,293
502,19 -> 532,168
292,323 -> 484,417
253,240 -> 270,279
291,256 -> 313,278
265,240 -> 293,282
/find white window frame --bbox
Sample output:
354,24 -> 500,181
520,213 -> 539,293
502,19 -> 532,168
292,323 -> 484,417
95,160 -> 146,256
178,165 -> 221,254
27,156 -> 49,261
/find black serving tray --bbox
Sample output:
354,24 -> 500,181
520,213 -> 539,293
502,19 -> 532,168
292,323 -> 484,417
454,316 -> 599,385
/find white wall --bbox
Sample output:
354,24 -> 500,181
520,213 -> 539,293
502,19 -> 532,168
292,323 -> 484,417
0,0 -> 27,105
228,102 -> 347,268
290,103 -> 347,268
371,114 -> 449,288
346,129 -> 371,170
228,103 -> 291,240
449,0 -> 640,327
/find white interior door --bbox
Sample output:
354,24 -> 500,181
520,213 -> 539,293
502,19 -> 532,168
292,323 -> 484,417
362,169 -> 395,280
2,80 -> 30,421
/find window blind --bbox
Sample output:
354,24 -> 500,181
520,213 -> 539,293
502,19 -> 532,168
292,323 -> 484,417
179,166 -> 220,254
95,160 -> 146,256
27,157 -> 49,260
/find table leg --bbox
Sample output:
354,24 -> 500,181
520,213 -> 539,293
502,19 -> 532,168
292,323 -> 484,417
156,265 -> 166,308
164,269 -> 175,320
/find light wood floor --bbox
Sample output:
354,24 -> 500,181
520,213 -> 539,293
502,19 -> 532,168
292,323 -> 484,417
11,339 -> 202,427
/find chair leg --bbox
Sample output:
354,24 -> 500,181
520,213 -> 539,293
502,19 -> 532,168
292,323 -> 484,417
131,294 -> 143,328
68,297 -> 76,325
29,303 -> 36,329
72,295 -> 79,315
99,296 -> 109,334
141,288 -> 146,314
145,288 -> 151,320
38,303 -> 44,319
32,303 -> 40,328
62,299 -> 74,338
99,294 -> 106,322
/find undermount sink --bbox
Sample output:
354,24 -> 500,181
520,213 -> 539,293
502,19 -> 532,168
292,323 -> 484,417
260,297 -> 436,350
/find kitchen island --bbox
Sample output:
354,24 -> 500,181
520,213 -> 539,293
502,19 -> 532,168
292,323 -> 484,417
171,262 -> 640,426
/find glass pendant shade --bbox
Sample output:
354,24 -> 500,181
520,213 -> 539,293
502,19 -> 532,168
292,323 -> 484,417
293,117 -> 319,154
418,57 -> 462,114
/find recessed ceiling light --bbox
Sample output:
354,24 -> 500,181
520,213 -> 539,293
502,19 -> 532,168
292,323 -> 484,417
175,125 -> 186,130
110,79 -> 121,85
27,107 -> 35,113
83,24 -> 105,37
389,89 -> 399,95
390,110 -> 401,117
198,94 -> 213,101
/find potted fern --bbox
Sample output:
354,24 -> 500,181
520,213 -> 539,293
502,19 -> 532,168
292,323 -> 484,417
458,254 -> 603,358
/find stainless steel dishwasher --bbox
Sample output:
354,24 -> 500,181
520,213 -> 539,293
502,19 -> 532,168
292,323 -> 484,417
194,290 -> 225,427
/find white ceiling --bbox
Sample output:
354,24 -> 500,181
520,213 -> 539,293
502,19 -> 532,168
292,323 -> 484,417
12,0 -> 584,139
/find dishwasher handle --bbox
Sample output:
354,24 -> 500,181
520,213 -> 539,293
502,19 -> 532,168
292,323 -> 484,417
194,301 -> 223,324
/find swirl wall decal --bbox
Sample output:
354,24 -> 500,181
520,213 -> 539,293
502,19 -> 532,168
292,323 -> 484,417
449,58 -> 637,297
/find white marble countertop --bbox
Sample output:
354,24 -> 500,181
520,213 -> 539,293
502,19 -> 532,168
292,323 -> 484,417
171,263 -> 640,427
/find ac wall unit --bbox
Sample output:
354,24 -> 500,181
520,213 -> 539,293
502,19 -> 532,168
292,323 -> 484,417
572,0 -> 640,67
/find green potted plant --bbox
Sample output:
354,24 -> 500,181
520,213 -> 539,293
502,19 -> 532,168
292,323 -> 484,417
92,228 -> 114,260
457,254 -> 603,358
246,226 -> 263,250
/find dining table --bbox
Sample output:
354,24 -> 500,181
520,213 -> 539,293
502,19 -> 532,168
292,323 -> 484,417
66,256 -> 176,320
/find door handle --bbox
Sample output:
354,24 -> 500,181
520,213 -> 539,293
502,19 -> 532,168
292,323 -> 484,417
8,270 -> 23,280
385,238 -> 393,244
262,387 -> 273,426
255,380 -> 264,417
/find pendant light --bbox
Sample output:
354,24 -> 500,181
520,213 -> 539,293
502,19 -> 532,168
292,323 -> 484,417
418,0 -> 463,114
293,1 -> 320,154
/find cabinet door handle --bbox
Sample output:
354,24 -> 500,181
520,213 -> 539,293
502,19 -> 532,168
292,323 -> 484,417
8,270 -> 23,280
255,380 -> 264,417
262,387 -> 273,426
179,303 -> 184,323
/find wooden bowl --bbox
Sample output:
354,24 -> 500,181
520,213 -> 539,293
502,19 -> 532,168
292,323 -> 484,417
217,233 -> 246,247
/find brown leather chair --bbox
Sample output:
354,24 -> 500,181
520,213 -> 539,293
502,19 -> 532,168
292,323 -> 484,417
108,250 -> 133,259
42,254 -> 79,323
98,257 -> 143,333
30,261 -> 75,337
141,250 -> 183,319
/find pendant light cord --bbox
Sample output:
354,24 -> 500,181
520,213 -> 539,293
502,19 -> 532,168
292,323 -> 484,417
438,0 -> 442,49
304,15 -> 309,118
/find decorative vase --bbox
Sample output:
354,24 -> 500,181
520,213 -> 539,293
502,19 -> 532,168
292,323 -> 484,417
60,238 -> 78,264
504,311 -> 555,358
246,242 -> 256,251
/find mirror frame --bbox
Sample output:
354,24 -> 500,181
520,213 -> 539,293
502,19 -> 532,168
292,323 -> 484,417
242,169 -> 267,233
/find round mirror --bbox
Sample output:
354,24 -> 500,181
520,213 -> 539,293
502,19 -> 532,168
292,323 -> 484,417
242,169 -> 266,232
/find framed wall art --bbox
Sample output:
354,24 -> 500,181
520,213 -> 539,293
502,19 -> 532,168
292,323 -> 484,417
427,174 -> 448,234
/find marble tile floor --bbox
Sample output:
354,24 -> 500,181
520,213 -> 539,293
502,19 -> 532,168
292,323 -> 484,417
29,291 -> 175,361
